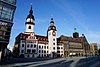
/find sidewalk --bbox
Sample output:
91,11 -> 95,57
10,58 -> 66,67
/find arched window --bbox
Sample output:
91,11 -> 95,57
28,26 -> 31,29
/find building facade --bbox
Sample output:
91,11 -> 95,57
90,43 -> 99,56
13,5 -> 90,58
13,5 -> 58,58
57,34 -> 90,57
0,0 -> 16,61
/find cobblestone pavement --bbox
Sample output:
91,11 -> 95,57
0,57 -> 100,67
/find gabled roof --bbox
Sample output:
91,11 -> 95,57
16,33 -> 48,41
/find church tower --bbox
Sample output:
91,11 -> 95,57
25,5 -> 35,34
47,18 -> 57,58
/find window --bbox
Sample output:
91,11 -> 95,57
44,50 -> 46,53
1,6 -> 14,21
47,46 -> 48,49
27,44 -> 29,47
53,47 -> 55,50
3,0 -> 16,5
28,26 -> 31,29
44,46 -> 46,49
61,51 -> 63,53
22,44 -> 24,47
0,31 -> 2,34
31,44 -> 33,48
39,46 -> 41,48
47,51 -> 48,53
42,50 -> 43,53
0,5 -> 2,10
57,47 -> 60,49
21,50 -> 24,53
61,47 -> 63,49
0,31 -> 5,39
53,43 -> 55,45
42,46 -> 43,48
39,54 -> 40,57
57,51 -> 60,53
42,54 -> 43,57
0,5 -> 2,16
27,49 -> 31,53
34,44 -> 36,48
39,50 -> 41,53
53,39 -> 55,41
32,50 -> 35,53
44,54 -> 46,57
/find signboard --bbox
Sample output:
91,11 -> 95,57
0,21 -> 13,27
0,26 -> 7,31
69,42 -> 82,49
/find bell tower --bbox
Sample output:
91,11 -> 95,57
47,18 -> 57,58
25,4 -> 35,34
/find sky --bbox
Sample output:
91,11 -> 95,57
9,0 -> 100,48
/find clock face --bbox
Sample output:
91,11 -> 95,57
52,31 -> 56,36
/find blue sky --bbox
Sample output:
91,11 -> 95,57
9,0 -> 100,48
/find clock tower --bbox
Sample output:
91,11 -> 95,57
47,18 -> 57,58
25,5 -> 35,34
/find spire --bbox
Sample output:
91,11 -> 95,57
51,18 -> 53,20
29,3 -> 33,14
74,27 -> 77,33
26,3 -> 35,25
50,18 -> 54,23
26,4 -> 35,20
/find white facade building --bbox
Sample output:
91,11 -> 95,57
13,5 -> 64,58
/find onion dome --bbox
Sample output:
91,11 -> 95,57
48,18 -> 56,31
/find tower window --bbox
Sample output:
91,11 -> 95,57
53,43 -> 55,45
53,47 -> 55,50
28,26 -> 31,29
53,39 -> 55,41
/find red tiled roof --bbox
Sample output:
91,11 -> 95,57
20,33 -> 30,39
15,33 -> 30,40
35,35 -> 48,42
